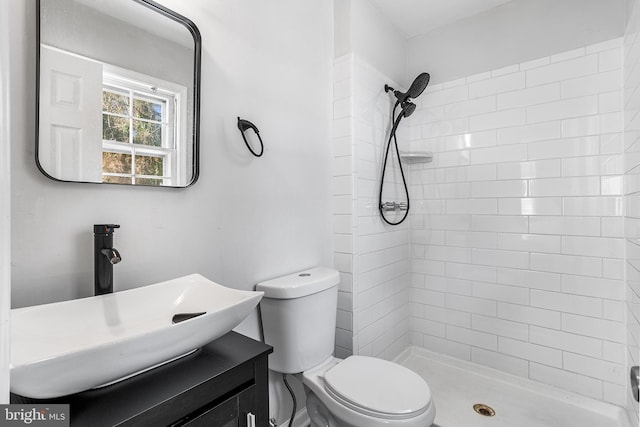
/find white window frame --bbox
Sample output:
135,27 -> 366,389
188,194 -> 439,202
102,65 -> 188,186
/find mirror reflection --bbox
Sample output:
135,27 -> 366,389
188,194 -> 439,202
37,0 -> 200,187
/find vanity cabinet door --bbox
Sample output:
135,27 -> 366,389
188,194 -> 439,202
12,333 -> 273,427
177,384 -> 257,427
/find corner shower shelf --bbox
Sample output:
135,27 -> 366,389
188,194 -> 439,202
399,151 -> 433,164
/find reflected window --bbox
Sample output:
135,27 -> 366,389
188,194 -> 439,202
101,71 -> 181,186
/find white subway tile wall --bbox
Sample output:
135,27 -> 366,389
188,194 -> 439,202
332,55 -> 355,359
408,39 -> 627,405
332,54 -> 414,361
624,2 -> 640,424
352,57 -> 412,360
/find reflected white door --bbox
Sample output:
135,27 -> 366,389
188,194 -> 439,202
39,46 -> 103,182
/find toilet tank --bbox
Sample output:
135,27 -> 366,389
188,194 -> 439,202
256,267 -> 340,374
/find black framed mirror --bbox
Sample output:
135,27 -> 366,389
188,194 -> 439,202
36,0 -> 200,187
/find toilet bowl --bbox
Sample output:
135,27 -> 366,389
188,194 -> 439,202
302,356 -> 435,427
257,267 -> 436,427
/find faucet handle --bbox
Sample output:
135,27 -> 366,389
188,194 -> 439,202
94,224 -> 120,235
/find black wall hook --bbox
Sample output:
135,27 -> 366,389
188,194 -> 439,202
237,117 -> 264,157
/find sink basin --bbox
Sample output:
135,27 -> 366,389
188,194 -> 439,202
10,274 -> 263,399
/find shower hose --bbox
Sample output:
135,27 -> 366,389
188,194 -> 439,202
378,103 -> 410,226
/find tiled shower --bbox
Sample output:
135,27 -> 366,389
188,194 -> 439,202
333,3 -> 640,425
408,38 -> 625,404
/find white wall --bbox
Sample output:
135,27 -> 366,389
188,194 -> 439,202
351,0 -> 407,87
334,0 -> 407,86
12,0 -> 333,310
624,0 -> 640,423
630,0 -> 639,28
10,0 -> 333,422
332,55 -> 356,359
407,39 -> 627,405
334,0 -> 351,60
0,0 -> 11,405
409,0 -> 625,85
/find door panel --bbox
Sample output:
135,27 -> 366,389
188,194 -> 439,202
39,46 -> 103,182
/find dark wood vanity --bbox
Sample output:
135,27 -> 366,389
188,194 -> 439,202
11,332 -> 273,427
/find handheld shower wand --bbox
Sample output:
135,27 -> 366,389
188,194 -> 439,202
379,73 -> 430,226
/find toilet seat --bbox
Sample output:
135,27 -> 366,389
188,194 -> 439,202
322,356 -> 431,420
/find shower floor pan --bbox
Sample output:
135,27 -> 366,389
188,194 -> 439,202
395,347 -> 630,427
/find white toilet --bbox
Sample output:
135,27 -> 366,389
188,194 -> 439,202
257,267 -> 436,427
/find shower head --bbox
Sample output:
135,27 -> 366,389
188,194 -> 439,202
405,72 -> 430,100
401,101 -> 416,118
385,72 -> 430,104
391,101 -> 417,132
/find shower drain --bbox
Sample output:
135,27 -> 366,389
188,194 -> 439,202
473,403 -> 496,417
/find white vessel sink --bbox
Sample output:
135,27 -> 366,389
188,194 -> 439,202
10,274 -> 263,399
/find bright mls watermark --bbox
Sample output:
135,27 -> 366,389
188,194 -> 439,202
0,405 -> 69,426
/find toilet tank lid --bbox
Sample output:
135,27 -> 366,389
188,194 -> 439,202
256,267 -> 340,299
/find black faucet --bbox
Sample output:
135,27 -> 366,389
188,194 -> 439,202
94,224 -> 122,295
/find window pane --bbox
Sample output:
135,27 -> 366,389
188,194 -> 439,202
133,120 -> 162,146
102,152 -> 132,174
135,154 -> 163,176
136,177 -> 163,186
133,98 -> 163,122
103,115 -> 130,143
103,175 -> 132,185
103,90 -> 129,115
